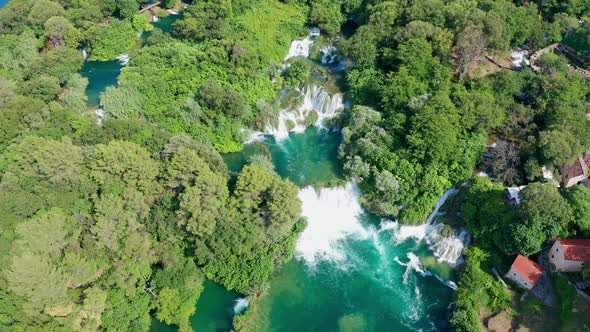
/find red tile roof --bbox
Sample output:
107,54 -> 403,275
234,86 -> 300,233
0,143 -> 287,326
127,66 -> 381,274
556,239 -> 590,261
511,254 -> 543,286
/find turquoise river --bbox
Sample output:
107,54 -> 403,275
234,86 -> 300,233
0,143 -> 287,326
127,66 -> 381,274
82,14 -> 463,331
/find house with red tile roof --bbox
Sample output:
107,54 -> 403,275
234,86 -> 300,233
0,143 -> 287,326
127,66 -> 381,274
505,254 -> 544,290
549,239 -> 590,272
561,154 -> 590,188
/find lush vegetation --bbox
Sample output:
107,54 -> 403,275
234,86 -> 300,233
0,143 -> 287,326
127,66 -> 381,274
0,0 -> 307,331
2,0 -> 590,330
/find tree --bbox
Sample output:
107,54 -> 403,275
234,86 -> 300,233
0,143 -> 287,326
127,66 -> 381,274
85,20 -> 137,61
456,23 -> 486,79
89,141 -> 160,197
27,47 -> 84,84
44,16 -> 73,47
117,0 -> 139,19
514,183 -> 573,255
27,0 -> 65,29
19,75 -> 61,102
565,186 -> 590,236
538,129 -> 582,166
174,0 -> 231,41
310,0 -> 345,36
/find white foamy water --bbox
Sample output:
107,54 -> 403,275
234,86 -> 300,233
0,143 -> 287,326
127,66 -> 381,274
387,189 -> 469,266
152,15 -> 159,22
511,49 -> 530,68
394,252 -> 431,284
233,298 -> 249,314
321,46 -> 338,65
95,108 -> 106,124
284,37 -> 314,62
82,48 -> 88,60
262,85 -> 344,140
117,54 -> 130,66
167,9 -> 179,15
295,183 -> 366,265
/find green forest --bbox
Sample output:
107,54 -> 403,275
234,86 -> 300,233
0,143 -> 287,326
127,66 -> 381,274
0,0 -> 590,331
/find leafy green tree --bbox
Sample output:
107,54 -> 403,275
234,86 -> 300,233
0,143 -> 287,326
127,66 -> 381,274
89,140 -> 160,197
538,129 -> 582,166
85,20 -> 137,61
565,186 -> 590,236
174,0 -> 231,41
310,0 -> 344,36
19,75 -> 61,102
116,0 -> 139,19
28,0 -> 65,29
514,183 -> 573,255
0,31 -> 38,80
43,16 -> 73,47
27,46 -> 83,84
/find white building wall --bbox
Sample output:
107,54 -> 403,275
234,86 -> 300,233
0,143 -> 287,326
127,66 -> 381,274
505,268 -> 534,290
549,241 -> 585,272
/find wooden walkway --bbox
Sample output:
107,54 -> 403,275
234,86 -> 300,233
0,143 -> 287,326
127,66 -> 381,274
139,1 -> 162,14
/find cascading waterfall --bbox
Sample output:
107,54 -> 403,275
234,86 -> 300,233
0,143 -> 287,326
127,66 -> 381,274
295,183 -> 366,265
82,48 -> 88,60
388,188 -> 470,266
167,9 -> 179,15
117,54 -> 130,66
320,46 -> 338,65
261,85 -> 345,140
233,298 -> 249,315
152,15 -> 159,22
95,108 -> 106,124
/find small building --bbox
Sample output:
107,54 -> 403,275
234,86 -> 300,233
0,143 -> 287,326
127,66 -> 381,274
561,152 -> 590,188
506,186 -> 526,205
549,239 -> 590,272
505,254 -> 544,290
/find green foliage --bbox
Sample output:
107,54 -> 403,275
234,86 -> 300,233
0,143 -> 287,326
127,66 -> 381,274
515,183 -> 572,255
283,60 -> 310,88
85,20 -> 137,61
0,31 -> 38,80
565,186 -> 590,236
201,163 -> 304,292
310,0 -> 345,36
450,248 -> 511,332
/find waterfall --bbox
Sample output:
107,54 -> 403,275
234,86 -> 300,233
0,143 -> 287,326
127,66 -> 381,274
388,188 -> 469,266
117,54 -> 130,66
167,9 -> 179,15
82,48 -> 88,60
95,108 -> 106,125
152,15 -> 159,22
284,37 -> 314,62
320,46 -> 338,65
233,298 -> 249,315
262,85 -> 344,141
295,183 -> 366,266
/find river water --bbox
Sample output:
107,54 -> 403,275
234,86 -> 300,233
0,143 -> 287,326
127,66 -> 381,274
81,18 -> 465,331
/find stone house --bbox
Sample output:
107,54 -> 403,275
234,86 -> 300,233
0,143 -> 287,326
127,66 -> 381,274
549,239 -> 590,272
505,254 -> 544,290
561,152 -> 590,188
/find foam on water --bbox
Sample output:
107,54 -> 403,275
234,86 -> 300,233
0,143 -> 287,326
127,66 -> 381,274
295,183 -> 366,265
167,9 -> 179,15
233,298 -> 249,315
82,48 -> 88,60
152,15 -> 159,22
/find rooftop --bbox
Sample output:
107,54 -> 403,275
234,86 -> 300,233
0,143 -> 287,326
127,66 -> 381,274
511,254 -> 544,286
562,156 -> 588,183
556,239 -> 590,261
